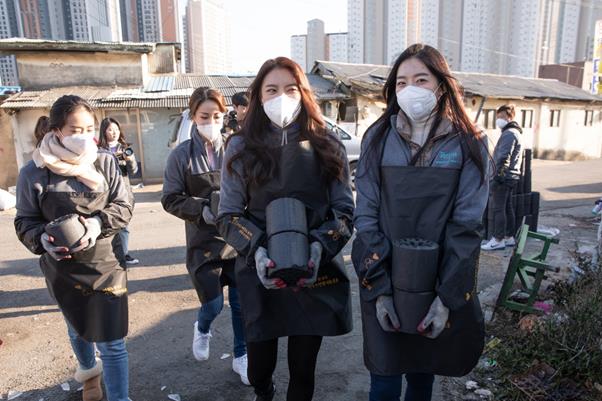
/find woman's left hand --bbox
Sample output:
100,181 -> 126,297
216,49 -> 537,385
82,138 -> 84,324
297,241 -> 322,287
71,216 -> 102,252
417,296 -> 450,339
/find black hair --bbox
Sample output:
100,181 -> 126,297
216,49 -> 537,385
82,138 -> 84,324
361,44 -> 487,182
188,87 -> 226,119
98,117 -> 128,149
34,115 -> 49,146
496,104 -> 516,119
232,91 -> 249,107
48,95 -> 94,132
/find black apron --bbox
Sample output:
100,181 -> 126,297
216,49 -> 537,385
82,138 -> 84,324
39,166 -> 128,343
361,142 -> 484,376
183,138 -> 237,304
237,139 -> 353,342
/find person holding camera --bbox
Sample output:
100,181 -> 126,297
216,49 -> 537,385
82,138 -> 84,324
222,92 -> 249,134
232,91 -> 249,123
99,117 -> 139,265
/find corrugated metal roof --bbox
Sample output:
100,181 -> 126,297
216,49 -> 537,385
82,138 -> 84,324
229,76 -> 254,87
1,87 -> 116,109
143,75 -> 175,92
169,75 -> 253,91
173,75 -> 215,89
1,72 -> 346,110
312,60 -> 602,103
1,86 -> 247,110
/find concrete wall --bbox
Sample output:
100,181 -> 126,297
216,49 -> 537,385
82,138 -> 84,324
148,44 -> 178,74
15,52 -> 144,89
356,96 -> 386,137
533,102 -> 602,160
0,108 -> 18,188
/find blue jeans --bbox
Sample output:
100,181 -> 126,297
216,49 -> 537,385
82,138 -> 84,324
197,286 -> 246,358
119,227 -> 130,255
369,373 -> 434,401
67,323 -> 129,401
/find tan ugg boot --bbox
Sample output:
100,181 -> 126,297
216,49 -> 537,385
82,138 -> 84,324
74,357 -> 103,401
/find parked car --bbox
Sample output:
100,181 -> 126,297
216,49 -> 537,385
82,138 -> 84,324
169,111 -> 361,189
323,117 -> 360,189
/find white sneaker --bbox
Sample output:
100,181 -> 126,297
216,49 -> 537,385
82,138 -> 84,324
480,238 -> 505,251
232,354 -> 250,386
192,322 -> 211,361
504,236 -> 516,247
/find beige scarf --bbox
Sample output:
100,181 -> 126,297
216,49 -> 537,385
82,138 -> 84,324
32,131 -> 105,190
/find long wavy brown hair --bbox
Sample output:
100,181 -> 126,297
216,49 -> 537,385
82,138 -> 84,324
362,44 -> 487,181
226,57 -> 345,186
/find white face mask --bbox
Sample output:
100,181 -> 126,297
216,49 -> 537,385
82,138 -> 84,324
263,94 -> 301,128
396,85 -> 438,121
496,118 -> 508,130
59,131 -> 97,155
197,123 -> 222,142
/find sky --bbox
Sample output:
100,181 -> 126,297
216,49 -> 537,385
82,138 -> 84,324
179,0 -> 348,74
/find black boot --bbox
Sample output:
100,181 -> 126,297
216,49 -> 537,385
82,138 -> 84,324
254,383 -> 276,401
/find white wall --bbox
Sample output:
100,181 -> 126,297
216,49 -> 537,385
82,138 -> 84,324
535,102 -> 602,159
465,97 -> 602,160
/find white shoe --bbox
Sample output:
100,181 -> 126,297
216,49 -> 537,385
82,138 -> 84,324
192,322 -> 211,361
481,238 -> 505,251
232,354 -> 250,385
504,236 -> 516,247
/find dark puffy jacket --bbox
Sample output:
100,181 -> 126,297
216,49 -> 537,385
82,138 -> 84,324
493,121 -> 522,180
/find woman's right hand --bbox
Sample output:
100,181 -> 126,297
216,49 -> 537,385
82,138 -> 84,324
40,233 -> 71,261
254,247 -> 286,290
375,295 -> 400,332
202,205 -> 216,225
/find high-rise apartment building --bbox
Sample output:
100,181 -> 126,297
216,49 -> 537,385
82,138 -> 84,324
307,19 -> 326,72
63,0 -> 116,41
160,0 -> 179,42
348,0 -> 600,77
19,0 -> 51,39
347,0 -> 364,64
290,19 -> 348,72
137,0 -> 161,42
0,0 -> 22,85
119,0 -> 179,43
291,34 -> 307,72
327,33 -> 348,63
183,0 -> 231,74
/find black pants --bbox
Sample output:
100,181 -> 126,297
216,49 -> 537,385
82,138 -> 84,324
247,335 -> 323,401
491,180 -> 517,240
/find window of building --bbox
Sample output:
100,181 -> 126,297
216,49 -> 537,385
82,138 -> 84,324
549,109 -> 561,127
521,109 -> 533,128
481,108 -> 496,129
584,110 -> 594,126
